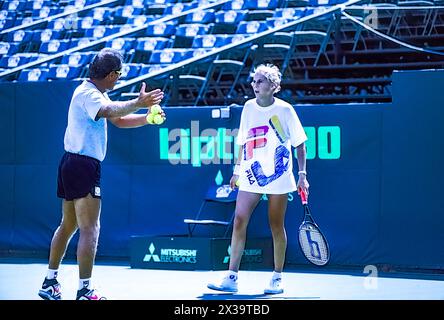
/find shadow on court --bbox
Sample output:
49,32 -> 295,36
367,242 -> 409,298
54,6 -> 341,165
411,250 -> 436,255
197,293 -> 320,300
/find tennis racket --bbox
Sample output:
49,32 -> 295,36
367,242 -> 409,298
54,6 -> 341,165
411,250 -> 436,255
298,189 -> 330,266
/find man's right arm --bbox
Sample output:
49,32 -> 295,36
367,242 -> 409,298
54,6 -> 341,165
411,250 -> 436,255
96,99 -> 141,119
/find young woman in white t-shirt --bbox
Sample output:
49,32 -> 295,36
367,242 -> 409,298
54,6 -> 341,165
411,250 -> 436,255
208,64 -> 309,294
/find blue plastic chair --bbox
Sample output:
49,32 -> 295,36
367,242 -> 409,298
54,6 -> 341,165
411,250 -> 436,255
184,184 -> 238,237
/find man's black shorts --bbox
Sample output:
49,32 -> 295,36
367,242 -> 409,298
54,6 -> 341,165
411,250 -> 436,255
57,152 -> 102,201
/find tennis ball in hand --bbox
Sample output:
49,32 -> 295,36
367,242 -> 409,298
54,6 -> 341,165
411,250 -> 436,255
153,114 -> 165,125
151,104 -> 162,115
146,113 -> 155,124
235,180 -> 240,187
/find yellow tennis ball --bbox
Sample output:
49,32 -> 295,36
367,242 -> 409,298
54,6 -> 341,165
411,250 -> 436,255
151,104 -> 162,115
153,114 -> 165,125
146,113 -> 155,124
235,180 -> 240,187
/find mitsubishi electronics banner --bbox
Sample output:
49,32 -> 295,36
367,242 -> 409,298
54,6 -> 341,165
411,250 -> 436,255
130,236 -> 273,271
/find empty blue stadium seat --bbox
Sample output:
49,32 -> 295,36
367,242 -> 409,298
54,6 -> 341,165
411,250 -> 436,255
182,49 -> 194,61
105,38 -> 136,51
71,0 -> 99,7
32,6 -> 61,19
114,6 -> 143,19
214,10 -> 247,24
236,21 -> 269,34
164,2 -> 198,15
24,0 -> 52,10
61,52 -> 94,66
84,26 -> 117,38
0,54 -> 29,68
1,9 -> 19,21
32,30 -> 63,43
149,49 -> 188,64
39,40 -> 71,54
124,0 -> 145,7
79,16 -> 101,29
0,42 -> 19,56
274,8 -> 306,19
192,35 -> 230,48
6,30 -> 33,43
127,15 -> 158,27
0,9 -> 7,20
0,18 -> 14,30
139,64 -> 167,76
191,48 -> 213,58
185,9 -> 216,24
144,0 -> 176,4
2,0 -> 26,11
85,7 -> 112,20
267,18 -> 291,29
309,0 -> 347,5
135,37 -> 171,51
47,64 -> 82,80
222,0 -> 248,10
175,24 -> 210,37
18,68 -> 49,82
69,37 -> 96,49
228,34 -> 249,44
28,53 -> 49,63
145,22 -> 176,37
118,63 -> 142,79
47,18 -> 69,31
245,0 -> 279,9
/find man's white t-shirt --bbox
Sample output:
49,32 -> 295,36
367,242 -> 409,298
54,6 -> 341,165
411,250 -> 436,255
64,80 -> 109,162
236,97 -> 307,194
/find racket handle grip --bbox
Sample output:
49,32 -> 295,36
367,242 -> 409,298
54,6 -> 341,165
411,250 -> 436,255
299,188 -> 308,204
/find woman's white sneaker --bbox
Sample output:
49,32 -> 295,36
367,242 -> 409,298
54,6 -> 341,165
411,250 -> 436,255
264,276 -> 284,294
207,272 -> 238,293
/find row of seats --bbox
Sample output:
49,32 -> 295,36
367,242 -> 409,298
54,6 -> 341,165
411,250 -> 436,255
0,5 -> 315,59
0,22 -> 284,55
1,0 -> 350,29
14,62 -> 165,82
3,16 -> 303,43
1,0 -> 100,11
1,33 -> 254,69
4,47 -> 214,81
1,6 -> 308,36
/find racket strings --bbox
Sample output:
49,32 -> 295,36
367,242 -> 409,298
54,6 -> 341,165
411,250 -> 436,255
299,225 -> 329,265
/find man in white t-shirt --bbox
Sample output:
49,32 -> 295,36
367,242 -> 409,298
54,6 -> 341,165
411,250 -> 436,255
208,63 -> 309,295
38,48 -> 164,300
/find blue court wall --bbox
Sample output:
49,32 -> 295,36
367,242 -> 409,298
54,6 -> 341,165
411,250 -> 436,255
0,69 -> 443,271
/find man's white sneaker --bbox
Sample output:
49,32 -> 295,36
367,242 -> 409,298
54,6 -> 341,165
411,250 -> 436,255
264,276 -> 284,294
207,273 -> 238,293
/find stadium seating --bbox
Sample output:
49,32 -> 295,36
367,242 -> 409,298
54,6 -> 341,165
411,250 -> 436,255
0,0 -> 443,106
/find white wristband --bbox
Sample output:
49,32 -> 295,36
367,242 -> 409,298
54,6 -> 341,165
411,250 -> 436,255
233,164 -> 240,175
298,170 -> 307,175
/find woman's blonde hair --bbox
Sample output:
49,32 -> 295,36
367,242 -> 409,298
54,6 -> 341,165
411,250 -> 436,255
254,63 -> 282,93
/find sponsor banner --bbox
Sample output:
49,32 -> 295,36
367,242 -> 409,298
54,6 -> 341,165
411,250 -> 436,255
211,238 -> 273,271
130,236 -> 273,271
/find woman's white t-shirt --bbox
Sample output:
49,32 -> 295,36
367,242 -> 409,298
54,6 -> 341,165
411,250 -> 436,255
236,97 -> 307,194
